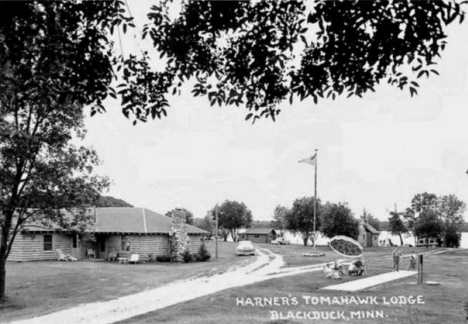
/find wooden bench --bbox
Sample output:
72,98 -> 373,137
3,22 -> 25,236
139,254 -> 149,263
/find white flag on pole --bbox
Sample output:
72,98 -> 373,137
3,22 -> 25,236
299,153 -> 317,166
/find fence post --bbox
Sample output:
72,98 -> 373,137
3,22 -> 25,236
417,254 -> 424,284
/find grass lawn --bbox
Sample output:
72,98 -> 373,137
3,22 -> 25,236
0,241 -> 245,323
117,247 -> 468,324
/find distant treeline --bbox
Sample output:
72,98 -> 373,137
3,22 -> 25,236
95,196 -> 133,208
379,221 -> 468,232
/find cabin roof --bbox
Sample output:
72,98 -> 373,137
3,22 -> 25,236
362,223 -> 380,235
243,228 -> 276,235
20,207 -> 207,235
94,207 -> 207,234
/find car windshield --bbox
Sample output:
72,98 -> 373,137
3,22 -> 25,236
238,241 -> 253,247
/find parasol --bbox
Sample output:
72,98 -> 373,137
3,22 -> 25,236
329,235 -> 367,274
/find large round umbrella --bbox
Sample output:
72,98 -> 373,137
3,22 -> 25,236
329,235 -> 363,258
329,235 -> 367,274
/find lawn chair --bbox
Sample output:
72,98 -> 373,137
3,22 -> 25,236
56,249 -> 68,262
128,254 -> 139,264
87,249 -> 96,259
107,252 -> 117,262
67,255 -> 78,261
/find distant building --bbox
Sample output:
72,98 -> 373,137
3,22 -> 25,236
239,228 -> 277,244
358,221 -> 380,247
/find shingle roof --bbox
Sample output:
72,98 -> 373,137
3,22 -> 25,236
19,207 -> 207,234
363,223 -> 380,235
244,228 -> 276,235
95,207 -> 207,234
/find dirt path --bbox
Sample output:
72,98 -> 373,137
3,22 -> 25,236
7,248 -> 326,324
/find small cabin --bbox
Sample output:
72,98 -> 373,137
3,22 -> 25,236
358,222 -> 380,247
239,228 -> 277,244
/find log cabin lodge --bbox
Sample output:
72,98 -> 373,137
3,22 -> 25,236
6,207 -> 207,262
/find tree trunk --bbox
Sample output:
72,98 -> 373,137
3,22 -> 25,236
0,209 -> 14,301
303,235 -> 308,246
0,255 -> 6,302
398,232 -> 404,246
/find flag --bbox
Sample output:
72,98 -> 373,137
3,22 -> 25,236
299,153 -> 317,166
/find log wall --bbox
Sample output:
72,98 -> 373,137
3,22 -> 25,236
101,234 -> 204,258
7,233 -> 72,262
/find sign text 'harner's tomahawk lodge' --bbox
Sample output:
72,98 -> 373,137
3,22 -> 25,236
5,207 -> 207,262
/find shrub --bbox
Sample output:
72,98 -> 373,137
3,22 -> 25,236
156,255 -> 171,262
182,248 -> 193,263
196,242 -> 211,262
444,226 -> 461,248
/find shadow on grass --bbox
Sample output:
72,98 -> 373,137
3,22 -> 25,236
464,301 -> 468,322
0,296 -> 26,312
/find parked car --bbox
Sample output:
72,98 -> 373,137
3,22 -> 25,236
271,237 -> 290,245
236,240 -> 256,256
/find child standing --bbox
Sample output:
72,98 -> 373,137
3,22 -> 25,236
407,251 -> 417,271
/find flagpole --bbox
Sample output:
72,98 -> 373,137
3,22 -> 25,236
313,149 -> 318,250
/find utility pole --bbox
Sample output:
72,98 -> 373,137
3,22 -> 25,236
215,205 -> 219,259
313,148 -> 318,250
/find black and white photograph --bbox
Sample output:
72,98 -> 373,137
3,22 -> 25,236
1,0 -> 468,323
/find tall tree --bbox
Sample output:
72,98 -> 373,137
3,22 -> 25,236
193,214 -> 214,235
286,197 -> 321,246
437,194 -> 465,246
166,208 -> 194,225
270,205 -> 289,236
413,209 -> 444,246
410,192 -> 438,216
0,1 -> 126,300
403,192 -> 439,231
437,194 -> 466,225
321,202 -> 359,240
216,200 -> 253,242
388,211 -> 408,246
116,0 -> 466,123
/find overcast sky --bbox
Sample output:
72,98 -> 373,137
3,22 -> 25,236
84,3 -> 468,222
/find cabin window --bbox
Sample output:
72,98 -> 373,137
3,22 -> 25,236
72,235 -> 78,248
43,235 -> 53,251
254,235 -> 260,238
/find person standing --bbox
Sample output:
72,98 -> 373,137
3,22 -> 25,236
392,247 -> 402,271
407,251 -> 417,271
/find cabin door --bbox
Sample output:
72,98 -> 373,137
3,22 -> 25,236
367,234 -> 373,247
71,234 -> 81,259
